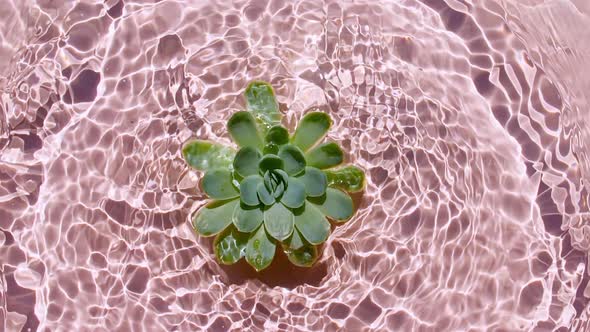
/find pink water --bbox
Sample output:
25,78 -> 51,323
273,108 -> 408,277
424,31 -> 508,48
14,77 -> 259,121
1,0 -> 590,331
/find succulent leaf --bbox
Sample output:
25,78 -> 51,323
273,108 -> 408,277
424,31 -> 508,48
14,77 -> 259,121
263,143 -> 279,155
263,203 -> 294,241
202,169 -> 239,200
233,203 -> 263,233
325,165 -> 366,193
291,111 -> 332,152
214,225 -> 248,264
245,81 -> 281,133
239,175 -> 263,206
246,225 -> 276,271
182,140 -> 235,171
272,181 -> 285,199
228,111 -> 264,149
193,199 -> 239,237
284,228 -> 305,250
284,243 -> 319,267
257,182 -> 275,206
297,166 -> 328,197
259,154 -> 284,173
275,169 -> 290,184
281,177 -> 305,209
293,202 -> 330,245
265,125 -> 289,146
306,142 -> 344,169
263,171 -> 274,191
233,147 -> 261,178
309,188 -> 354,222
278,144 -> 306,176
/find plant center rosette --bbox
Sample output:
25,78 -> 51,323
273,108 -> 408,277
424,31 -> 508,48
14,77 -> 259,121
182,81 -> 365,271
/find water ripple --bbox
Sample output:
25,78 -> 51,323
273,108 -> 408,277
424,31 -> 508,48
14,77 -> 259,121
0,0 -> 589,331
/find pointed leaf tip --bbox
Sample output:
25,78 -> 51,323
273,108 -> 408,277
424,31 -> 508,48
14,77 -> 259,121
284,227 -> 305,250
246,225 -> 276,271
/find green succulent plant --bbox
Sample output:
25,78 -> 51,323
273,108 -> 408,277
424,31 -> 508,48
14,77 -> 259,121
182,81 -> 365,271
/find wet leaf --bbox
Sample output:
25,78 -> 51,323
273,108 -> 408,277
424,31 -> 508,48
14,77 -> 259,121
284,228 -> 305,250
281,177 -> 305,209
274,170 -> 289,186
233,203 -> 263,233
246,225 -> 276,271
245,81 -> 281,133
297,166 -> 327,197
227,111 -> 263,149
265,125 -> 289,146
291,111 -> 332,152
278,144 -> 306,175
182,140 -> 235,171
202,169 -> 239,200
214,225 -> 248,264
306,142 -> 343,169
309,188 -> 354,222
264,203 -> 294,241
325,166 -> 366,193
263,171 -> 274,191
284,243 -> 318,267
240,175 -> 262,206
259,154 -> 284,173
261,170 -> 287,199
233,147 -> 261,178
293,202 -> 330,245
257,182 -> 275,206
263,143 -> 279,155
272,180 -> 285,199
193,199 -> 239,237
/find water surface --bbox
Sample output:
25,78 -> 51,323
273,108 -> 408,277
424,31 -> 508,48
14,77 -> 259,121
1,0 -> 589,331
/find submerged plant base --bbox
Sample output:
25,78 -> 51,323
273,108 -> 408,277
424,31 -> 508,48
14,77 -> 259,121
214,240 -> 330,288
183,81 -> 365,271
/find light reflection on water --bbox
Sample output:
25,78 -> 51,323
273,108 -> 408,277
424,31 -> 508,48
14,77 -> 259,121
0,0 -> 589,330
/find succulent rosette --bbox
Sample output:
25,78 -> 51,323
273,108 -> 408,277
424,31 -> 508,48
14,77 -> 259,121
182,81 -> 365,271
